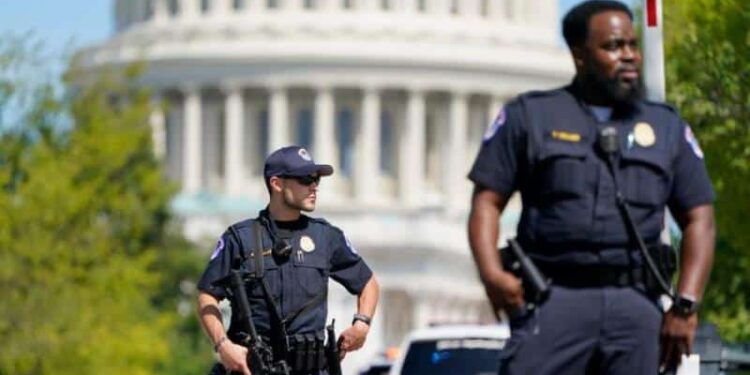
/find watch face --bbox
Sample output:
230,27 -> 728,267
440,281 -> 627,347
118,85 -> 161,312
675,296 -> 698,315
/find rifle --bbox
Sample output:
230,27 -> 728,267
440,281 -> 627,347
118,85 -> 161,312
500,239 -> 551,310
325,320 -> 343,375
213,270 -> 291,375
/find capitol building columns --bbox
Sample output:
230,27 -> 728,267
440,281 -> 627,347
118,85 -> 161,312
399,88 -> 426,206
313,85 -> 338,179
153,82 -> 517,209
150,0 -> 169,24
269,85 -> 291,153
445,91 -> 469,216
178,0 -> 198,19
182,85 -> 203,195
356,86 -> 382,204
223,84 -> 245,197
149,95 -> 167,161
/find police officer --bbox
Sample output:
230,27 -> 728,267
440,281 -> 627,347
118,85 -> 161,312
197,146 -> 380,375
467,1 -> 715,374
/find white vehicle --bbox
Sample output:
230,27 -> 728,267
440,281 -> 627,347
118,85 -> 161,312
388,324 -> 511,375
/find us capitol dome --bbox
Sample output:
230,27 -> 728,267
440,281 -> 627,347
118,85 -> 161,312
79,0 -> 573,372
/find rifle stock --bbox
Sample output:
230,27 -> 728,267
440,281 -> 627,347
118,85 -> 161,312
214,270 -> 290,375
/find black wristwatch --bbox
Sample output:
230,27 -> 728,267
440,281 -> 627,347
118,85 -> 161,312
352,313 -> 372,326
672,294 -> 700,317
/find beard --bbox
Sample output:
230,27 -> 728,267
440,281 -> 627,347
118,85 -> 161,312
584,68 -> 643,106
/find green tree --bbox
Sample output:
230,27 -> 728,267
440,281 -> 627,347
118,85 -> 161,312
0,35 -> 211,374
664,0 -> 750,342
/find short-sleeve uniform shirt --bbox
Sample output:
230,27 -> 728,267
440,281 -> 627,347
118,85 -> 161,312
197,213 -> 373,337
469,85 -> 714,265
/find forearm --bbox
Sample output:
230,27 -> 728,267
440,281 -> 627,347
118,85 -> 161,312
356,276 -> 379,319
197,292 -> 227,347
468,189 -> 506,282
676,204 -> 716,301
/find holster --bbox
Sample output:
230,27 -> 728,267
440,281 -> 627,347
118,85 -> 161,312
643,243 -> 677,296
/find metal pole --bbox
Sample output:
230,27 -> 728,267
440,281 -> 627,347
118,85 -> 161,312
642,0 -> 666,102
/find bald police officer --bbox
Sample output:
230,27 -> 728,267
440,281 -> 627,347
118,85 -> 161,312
468,1 -> 715,374
197,146 -> 380,375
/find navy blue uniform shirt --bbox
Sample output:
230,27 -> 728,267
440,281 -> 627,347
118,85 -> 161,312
469,84 -> 715,266
197,211 -> 373,338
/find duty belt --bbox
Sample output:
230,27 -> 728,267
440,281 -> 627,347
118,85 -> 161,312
286,331 -> 328,373
539,263 -> 647,289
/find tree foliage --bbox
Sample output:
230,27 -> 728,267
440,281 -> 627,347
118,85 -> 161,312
664,0 -> 750,342
0,35 -> 211,374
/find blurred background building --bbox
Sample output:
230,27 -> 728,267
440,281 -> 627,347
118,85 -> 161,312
78,0 -> 573,372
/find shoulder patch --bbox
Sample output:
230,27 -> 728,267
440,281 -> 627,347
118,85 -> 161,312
483,107 -> 506,141
684,125 -> 704,159
344,235 -> 359,255
209,237 -> 225,260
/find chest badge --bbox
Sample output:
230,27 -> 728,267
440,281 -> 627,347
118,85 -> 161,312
633,122 -> 656,147
299,235 -> 316,253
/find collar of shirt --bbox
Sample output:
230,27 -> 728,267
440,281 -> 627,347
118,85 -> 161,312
588,105 -> 613,123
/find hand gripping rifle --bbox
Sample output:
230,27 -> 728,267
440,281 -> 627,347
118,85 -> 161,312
501,239 -> 551,310
213,270 -> 291,375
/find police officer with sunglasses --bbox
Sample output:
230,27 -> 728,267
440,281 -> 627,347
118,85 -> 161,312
197,146 -> 380,375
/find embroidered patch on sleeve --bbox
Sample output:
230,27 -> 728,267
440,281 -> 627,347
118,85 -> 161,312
483,107 -> 506,142
209,237 -> 224,260
344,235 -> 359,255
685,126 -> 704,159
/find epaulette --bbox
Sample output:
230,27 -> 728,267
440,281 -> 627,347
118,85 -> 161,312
519,86 -> 568,100
641,99 -> 679,114
228,218 -> 256,232
307,216 -> 347,236
307,216 -> 332,227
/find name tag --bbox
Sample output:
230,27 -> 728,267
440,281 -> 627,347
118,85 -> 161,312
551,130 -> 582,142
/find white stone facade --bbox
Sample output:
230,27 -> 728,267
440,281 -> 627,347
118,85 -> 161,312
80,1 -> 573,373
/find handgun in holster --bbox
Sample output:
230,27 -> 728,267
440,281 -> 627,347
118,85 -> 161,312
643,243 -> 677,297
499,238 -> 552,310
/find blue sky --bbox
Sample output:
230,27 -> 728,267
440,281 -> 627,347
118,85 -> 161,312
0,1 -> 110,56
0,0 -> 635,56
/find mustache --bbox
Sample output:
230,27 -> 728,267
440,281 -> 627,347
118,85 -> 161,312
616,65 -> 639,74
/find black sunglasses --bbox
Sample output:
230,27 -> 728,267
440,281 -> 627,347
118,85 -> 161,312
283,175 -> 321,186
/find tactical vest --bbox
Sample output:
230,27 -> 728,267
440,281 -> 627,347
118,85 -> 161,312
228,220 -> 332,373
515,88 -> 681,257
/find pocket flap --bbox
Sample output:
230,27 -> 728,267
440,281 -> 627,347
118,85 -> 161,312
294,251 -> 327,269
538,140 -> 588,161
621,148 -> 669,175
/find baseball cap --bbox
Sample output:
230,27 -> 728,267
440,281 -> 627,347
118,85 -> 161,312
263,146 -> 334,179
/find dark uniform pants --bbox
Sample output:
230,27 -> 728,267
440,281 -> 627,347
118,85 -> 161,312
499,285 -> 662,375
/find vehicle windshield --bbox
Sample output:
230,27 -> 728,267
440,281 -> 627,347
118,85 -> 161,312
399,338 -> 504,375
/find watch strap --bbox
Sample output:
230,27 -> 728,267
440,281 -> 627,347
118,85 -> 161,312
352,313 -> 372,326
673,294 -> 700,317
